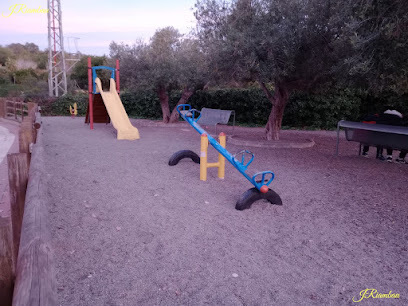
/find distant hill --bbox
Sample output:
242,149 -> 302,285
0,43 -> 48,97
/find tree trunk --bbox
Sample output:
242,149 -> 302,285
259,81 -> 289,140
158,86 -> 170,123
168,87 -> 194,123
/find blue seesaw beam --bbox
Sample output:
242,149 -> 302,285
177,104 -> 275,192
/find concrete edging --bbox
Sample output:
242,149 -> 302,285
228,135 -> 315,149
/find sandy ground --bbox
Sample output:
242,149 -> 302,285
0,118 -> 20,218
41,117 -> 407,306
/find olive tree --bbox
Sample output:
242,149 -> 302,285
168,38 -> 208,123
110,27 -> 208,123
195,0 -> 353,140
346,0 -> 408,94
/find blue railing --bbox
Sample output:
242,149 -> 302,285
92,66 -> 116,94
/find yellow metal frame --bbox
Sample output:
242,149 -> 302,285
200,133 -> 226,181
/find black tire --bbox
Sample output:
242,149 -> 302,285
235,187 -> 282,211
168,150 -> 200,166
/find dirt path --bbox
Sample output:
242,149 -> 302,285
43,117 -> 407,305
0,118 -> 20,218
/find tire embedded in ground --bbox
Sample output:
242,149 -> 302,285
235,187 -> 282,211
168,150 -> 200,166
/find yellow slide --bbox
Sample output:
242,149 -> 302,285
95,78 -> 140,140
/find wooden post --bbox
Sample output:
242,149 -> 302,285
19,121 -> 34,155
7,153 -> 29,263
12,143 -> 57,306
0,98 -> 5,118
27,103 -> 37,118
34,112 -> 42,130
5,100 -> 11,117
27,107 -> 36,124
0,217 -> 14,306
13,99 -> 17,120
7,99 -> 13,117
26,106 -> 38,143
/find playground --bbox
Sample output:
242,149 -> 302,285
1,0 -> 407,304
36,116 -> 407,305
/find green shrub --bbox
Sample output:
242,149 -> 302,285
14,68 -> 38,84
121,88 -> 271,123
120,88 -> 363,129
0,66 -> 11,85
358,92 -> 408,118
283,88 -> 362,129
120,91 -> 162,119
41,93 -> 88,116
0,84 -> 23,97
187,88 -> 270,125
42,87 -> 406,129
36,52 -> 48,70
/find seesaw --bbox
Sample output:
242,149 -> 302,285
169,104 -> 282,210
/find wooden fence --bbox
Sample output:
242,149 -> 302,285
0,103 -> 56,305
0,98 -> 29,122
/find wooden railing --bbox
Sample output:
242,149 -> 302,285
0,98 -> 28,122
0,103 -> 56,305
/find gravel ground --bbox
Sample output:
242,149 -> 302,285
43,117 -> 407,306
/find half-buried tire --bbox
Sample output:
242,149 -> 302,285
235,187 -> 282,211
168,150 -> 200,166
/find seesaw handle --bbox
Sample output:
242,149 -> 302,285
177,104 -> 191,115
177,104 -> 201,122
232,150 -> 255,171
252,171 -> 275,189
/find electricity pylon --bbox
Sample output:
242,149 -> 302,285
47,0 -> 67,97
47,1 -> 82,97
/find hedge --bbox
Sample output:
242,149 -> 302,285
38,94 -> 88,116
41,88 -> 407,129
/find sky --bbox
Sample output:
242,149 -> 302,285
0,0 -> 198,55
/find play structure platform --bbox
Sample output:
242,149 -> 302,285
85,58 -> 140,140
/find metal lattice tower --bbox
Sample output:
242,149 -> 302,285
47,0 -> 67,97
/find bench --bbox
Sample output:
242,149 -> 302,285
197,107 -> 235,135
336,120 -> 408,156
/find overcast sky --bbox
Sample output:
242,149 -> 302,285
0,0 -> 197,55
